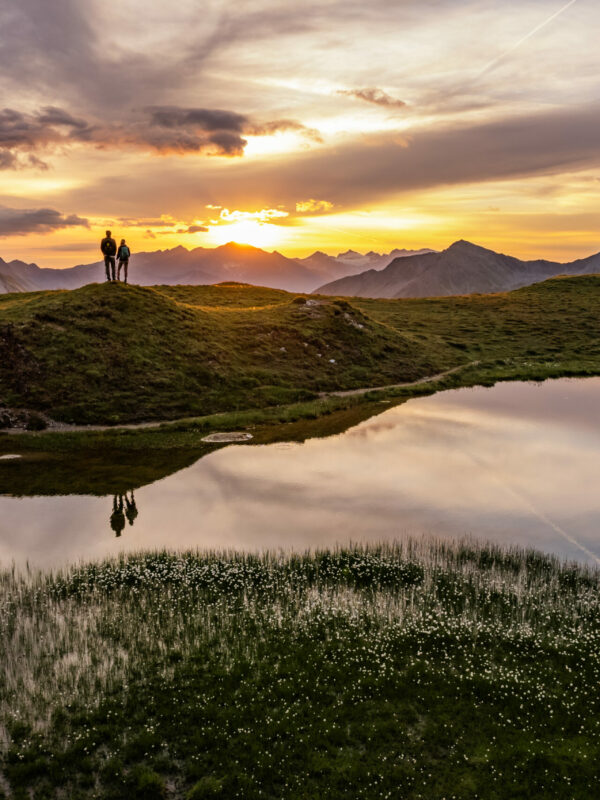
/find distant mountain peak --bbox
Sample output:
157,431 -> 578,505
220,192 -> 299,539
220,240 -> 259,252
446,239 -> 490,254
314,239 -> 600,300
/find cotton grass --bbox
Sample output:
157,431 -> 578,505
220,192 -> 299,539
0,539 -> 598,798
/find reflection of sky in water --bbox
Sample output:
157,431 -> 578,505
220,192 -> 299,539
1,378 -> 599,568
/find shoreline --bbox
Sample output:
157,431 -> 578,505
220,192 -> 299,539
1,357 -> 598,453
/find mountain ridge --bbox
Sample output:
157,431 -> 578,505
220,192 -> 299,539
315,239 -> 600,298
3,239 -> 600,299
0,243 -> 435,295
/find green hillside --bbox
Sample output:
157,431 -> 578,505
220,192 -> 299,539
0,275 -> 599,426
0,282 -> 446,424
352,274 -> 600,367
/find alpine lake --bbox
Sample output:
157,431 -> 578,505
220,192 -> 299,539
1,376 -> 598,569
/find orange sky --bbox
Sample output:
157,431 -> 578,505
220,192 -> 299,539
1,0 -> 598,268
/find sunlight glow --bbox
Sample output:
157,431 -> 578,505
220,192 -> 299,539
1,177 -> 85,197
243,132 -> 312,157
208,220 -> 285,249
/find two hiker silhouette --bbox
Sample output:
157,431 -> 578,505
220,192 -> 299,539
100,231 -> 131,283
109,492 -> 138,537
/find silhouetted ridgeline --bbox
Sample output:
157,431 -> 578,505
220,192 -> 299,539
316,239 -> 600,298
4,239 -> 599,298
0,243 -> 434,295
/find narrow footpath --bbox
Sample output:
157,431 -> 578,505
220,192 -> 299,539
4,360 -> 480,435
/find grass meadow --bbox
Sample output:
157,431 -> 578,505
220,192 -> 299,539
1,540 -> 598,798
1,275 -> 599,427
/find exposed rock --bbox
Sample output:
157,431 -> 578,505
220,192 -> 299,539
201,432 -> 254,443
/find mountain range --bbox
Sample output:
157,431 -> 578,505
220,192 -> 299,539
2,239 -> 599,299
0,244 -> 432,295
315,240 -> 600,298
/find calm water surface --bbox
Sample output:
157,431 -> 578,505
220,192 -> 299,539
1,378 -> 599,567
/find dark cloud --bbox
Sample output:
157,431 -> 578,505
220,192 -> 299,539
0,106 -> 95,168
35,107 -> 89,131
0,104 -> 317,165
0,206 -> 90,237
145,106 -> 319,154
149,107 -> 247,132
338,88 -> 406,109
0,108 -> 65,149
174,226 -> 209,234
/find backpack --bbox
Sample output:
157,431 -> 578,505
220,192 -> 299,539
104,238 -> 116,256
119,246 -> 130,260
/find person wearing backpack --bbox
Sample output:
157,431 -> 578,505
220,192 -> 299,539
117,239 -> 131,283
100,230 -> 117,281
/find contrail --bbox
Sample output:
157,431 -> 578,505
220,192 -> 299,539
477,0 -> 579,78
494,477 -> 600,566
462,448 -> 600,566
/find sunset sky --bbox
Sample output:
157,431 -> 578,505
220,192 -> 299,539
1,0 -> 598,267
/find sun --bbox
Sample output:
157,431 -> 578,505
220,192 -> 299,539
209,220 -> 285,250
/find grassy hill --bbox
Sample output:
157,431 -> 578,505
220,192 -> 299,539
353,274 -> 600,360
0,282 -> 447,424
0,275 -> 599,426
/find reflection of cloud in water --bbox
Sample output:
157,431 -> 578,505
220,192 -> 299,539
1,378 -> 599,567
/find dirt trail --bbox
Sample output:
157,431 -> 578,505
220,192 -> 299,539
4,360 -> 480,435
319,360 -> 480,397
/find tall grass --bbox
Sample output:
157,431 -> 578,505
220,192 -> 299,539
1,540 -> 599,798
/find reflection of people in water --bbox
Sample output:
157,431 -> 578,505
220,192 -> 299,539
125,491 -> 138,526
109,492 -> 139,536
110,495 -> 126,537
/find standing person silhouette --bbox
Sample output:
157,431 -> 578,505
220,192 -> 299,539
125,491 -> 138,526
110,495 -> 126,537
100,230 -> 117,282
117,240 -> 131,283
